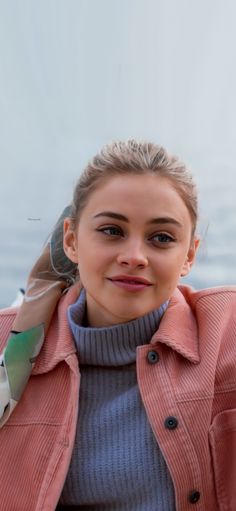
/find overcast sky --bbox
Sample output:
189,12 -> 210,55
0,0 -> 236,178
1,1 -> 236,302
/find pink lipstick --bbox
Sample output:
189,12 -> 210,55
108,275 -> 152,292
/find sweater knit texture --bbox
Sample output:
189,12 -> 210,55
59,289 -> 175,510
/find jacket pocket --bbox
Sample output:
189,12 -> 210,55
209,409 -> 236,511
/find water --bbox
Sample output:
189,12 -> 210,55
186,162 -> 236,289
1,162 -> 236,309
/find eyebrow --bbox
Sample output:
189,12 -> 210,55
93,211 -> 183,228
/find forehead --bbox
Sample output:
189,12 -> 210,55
82,173 -> 191,223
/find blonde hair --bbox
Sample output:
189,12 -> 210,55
71,140 -> 198,235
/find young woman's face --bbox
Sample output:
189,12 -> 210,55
64,174 -> 199,327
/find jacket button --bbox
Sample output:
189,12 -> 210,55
147,350 -> 159,364
188,490 -> 200,504
164,416 -> 178,429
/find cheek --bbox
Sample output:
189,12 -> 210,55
156,253 -> 186,279
78,252 -> 101,280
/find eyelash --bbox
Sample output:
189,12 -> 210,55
96,226 -> 176,245
150,233 -> 175,245
97,226 -> 122,237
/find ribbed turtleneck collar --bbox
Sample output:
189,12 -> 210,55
68,289 -> 168,366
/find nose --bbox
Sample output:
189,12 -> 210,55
116,240 -> 148,269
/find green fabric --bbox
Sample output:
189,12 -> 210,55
4,325 -> 44,401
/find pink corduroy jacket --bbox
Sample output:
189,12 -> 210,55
0,283 -> 235,511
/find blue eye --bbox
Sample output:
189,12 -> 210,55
97,226 -> 123,237
150,233 -> 175,244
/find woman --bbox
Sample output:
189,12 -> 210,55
0,140 -> 235,510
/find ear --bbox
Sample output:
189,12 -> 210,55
63,218 -> 79,264
181,237 -> 200,277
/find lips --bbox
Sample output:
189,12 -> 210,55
108,275 -> 152,286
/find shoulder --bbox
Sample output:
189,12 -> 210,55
0,307 -> 18,350
0,306 -> 18,319
178,284 -> 236,311
178,284 -> 236,343
178,284 -> 236,358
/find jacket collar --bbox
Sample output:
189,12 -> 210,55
151,287 -> 200,364
32,283 -> 81,375
33,283 -> 200,374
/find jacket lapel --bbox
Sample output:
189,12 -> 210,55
151,287 -> 200,364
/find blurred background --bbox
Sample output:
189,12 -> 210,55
0,0 -> 236,308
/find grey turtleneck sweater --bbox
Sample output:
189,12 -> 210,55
59,289 -> 175,510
